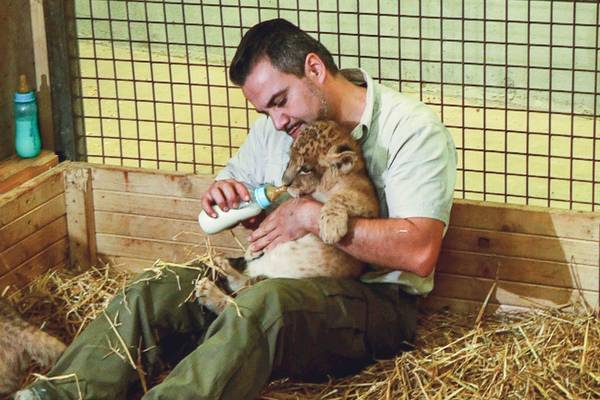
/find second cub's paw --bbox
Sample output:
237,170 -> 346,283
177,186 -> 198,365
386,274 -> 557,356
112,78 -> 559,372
195,278 -> 228,314
319,210 -> 348,244
212,255 -> 236,274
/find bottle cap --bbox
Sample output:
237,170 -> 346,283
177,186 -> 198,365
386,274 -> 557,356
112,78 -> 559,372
14,91 -> 35,103
253,185 -> 272,209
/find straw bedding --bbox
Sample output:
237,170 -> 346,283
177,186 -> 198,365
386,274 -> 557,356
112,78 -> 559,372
6,261 -> 599,400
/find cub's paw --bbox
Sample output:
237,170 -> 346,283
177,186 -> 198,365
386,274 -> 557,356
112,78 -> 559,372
195,278 -> 228,314
212,255 -> 235,274
14,389 -> 38,400
319,209 -> 348,244
244,246 -> 264,261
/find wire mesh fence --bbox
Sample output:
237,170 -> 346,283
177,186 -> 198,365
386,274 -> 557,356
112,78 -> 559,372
68,0 -> 599,211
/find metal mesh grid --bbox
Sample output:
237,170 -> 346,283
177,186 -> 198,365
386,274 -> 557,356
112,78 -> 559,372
69,0 -> 599,211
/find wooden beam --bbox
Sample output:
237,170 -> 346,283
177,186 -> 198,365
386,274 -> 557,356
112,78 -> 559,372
437,249 -> 598,292
64,167 -> 97,269
450,199 -> 600,241
29,0 -> 49,84
443,226 -> 598,266
94,211 -> 249,250
29,0 -> 55,152
43,0 -> 77,160
92,165 -> 214,199
0,238 -> 68,294
420,295 -> 530,315
98,255 -> 159,275
0,193 -> 65,253
0,216 -> 67,274
93,190 -> 202,220
430,272 -> 598,310
0,150 -> 58,194
0,164 -> 65,226
96,234 -> 243,263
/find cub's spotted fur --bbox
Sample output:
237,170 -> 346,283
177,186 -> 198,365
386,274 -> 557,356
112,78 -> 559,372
0,297 -> 66,396
197,121 -> 379,313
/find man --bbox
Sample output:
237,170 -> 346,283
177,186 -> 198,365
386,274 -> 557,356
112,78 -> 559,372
17,18 -> 455,400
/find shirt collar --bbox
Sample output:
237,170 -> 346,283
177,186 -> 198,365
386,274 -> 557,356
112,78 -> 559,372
340,68 -> 375,142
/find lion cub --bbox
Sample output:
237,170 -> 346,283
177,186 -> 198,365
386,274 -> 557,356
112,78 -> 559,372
0,297 -> 66,396
196,121 -> 379,313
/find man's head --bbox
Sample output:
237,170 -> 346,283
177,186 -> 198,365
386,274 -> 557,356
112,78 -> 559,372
229,19 -> 339,137
229,18 -> 338,86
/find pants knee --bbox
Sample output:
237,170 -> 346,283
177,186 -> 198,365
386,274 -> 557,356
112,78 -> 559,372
235,279 -> 296,317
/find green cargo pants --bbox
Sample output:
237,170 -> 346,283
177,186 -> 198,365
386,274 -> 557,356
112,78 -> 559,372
21,267 -> 416,400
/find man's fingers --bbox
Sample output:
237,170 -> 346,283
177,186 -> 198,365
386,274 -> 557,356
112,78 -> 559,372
200,179 -> 250,218
219,184 -> 239,209
209,186 -> 228,211
201,195 -> 218,217
250,230 -> 280,253
248,221 -> 276,242
232,181 -> 251,202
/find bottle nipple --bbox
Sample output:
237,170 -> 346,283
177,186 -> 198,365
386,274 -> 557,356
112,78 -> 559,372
18,74 -> 30,93
266,185 -> 288,202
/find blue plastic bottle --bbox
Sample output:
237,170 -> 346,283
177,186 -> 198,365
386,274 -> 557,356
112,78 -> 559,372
14,74 -> 42,158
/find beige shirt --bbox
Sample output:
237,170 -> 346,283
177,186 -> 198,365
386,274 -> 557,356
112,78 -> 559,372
217,69 -> 457,295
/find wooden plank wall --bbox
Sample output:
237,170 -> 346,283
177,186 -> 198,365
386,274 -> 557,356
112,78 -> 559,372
0,0 -> 36,161
89,164 -> 599,313
0,165 -> 68,293
3,162 -> 596,313
423,200 -> 600,313
91,165 -> 247,273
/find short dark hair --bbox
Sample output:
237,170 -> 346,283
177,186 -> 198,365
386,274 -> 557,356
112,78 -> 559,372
229,18 -> 339,86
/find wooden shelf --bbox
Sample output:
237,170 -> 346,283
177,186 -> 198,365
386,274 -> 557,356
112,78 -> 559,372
0,150 -> 59,194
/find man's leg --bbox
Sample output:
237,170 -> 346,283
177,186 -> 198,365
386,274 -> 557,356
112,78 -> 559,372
16,267 -> 215,400
144,277 -> 416,400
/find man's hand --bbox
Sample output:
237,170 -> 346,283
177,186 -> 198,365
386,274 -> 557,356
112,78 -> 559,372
248,197 -> 321,252
201,179 -> 250,217
241,214 -> 266,230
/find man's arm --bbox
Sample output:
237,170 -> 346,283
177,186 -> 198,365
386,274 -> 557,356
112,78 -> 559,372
247,198 -> 444,277
337,215 -> 444,277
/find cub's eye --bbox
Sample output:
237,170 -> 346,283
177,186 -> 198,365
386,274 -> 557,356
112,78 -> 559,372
299,165 -> 312,175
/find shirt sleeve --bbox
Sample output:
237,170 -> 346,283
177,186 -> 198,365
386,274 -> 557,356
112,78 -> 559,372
215,116 -> 269,188
383,107 -> 456,226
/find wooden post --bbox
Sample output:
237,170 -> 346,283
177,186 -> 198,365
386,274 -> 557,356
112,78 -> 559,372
44,0 -> 78,160
64,166 -> 97,269
0,150 -> 58,194
29,0 -> 56,153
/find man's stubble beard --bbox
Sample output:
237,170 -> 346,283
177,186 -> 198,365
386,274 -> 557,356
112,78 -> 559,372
306,79 -> 329,122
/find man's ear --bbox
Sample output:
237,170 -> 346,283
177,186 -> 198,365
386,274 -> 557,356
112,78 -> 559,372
304,53 -> 326,84
323,144 -> 357,174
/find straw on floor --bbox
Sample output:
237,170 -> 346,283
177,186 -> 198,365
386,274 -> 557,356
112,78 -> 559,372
7,260 -> 599,400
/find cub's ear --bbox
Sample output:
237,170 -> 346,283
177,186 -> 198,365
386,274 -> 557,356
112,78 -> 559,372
322,144 -> 357,174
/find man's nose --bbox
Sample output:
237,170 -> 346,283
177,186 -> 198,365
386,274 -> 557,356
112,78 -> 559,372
271,110 -> 290,132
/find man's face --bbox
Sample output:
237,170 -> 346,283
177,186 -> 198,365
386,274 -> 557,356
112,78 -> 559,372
241,58 -> 328,139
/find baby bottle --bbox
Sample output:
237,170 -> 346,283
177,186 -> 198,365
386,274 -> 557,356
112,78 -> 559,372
14,74 -> 42,158
198,184 -> 288,234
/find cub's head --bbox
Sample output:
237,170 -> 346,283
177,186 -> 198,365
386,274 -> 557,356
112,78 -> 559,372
282,121 -> 364,197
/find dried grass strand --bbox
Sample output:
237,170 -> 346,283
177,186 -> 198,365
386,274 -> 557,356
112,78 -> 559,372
7,253 -> 598,400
